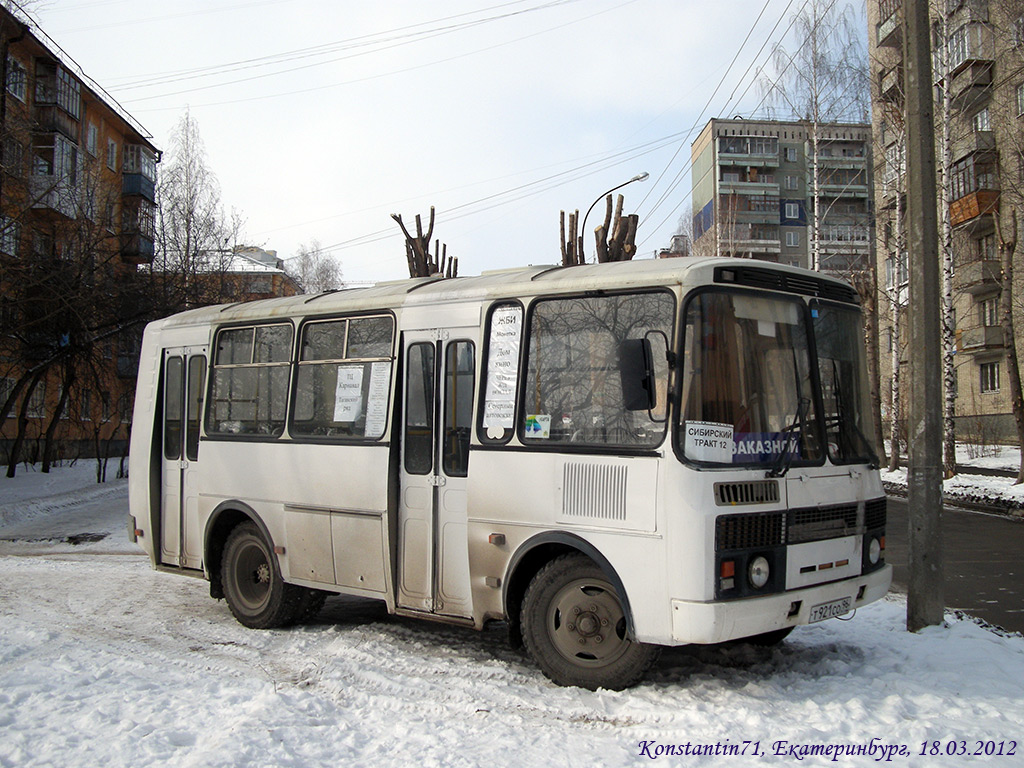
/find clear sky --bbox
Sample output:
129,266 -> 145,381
28,0 -> 842,285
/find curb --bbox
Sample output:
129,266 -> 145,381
883,482 -> 1024,520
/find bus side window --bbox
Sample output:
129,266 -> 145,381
404,342 -> 435,474
443,341 -> 475,477
186,356 -> 206,461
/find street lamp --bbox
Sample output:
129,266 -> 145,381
580,172 -> 650,260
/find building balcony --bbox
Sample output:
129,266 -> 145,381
120,232 -> 155,265
950,60 -> 993,112
32,105 -> 79,142
880,65 -> 902,103
720,179 -> 780,195
877,0 -> 901,48
28,175 -> 77,218
122,173 -> 156,203
718,152 -> 780,167
950,189 -> 999,228
960,325 -> 1003,352
817,182 -> 869,198
816,154 -> 868,170
952,131 -> 995,163
959,259 -> 1001,294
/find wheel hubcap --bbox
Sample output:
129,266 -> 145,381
235,541 -> 271,611
549,578 -> 629,666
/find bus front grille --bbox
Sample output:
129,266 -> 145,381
865,497 -> 887,529
716,511 -> 785,551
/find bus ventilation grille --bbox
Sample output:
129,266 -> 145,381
714,265 -> 859,304
865,497 -> 887,530
716,511 -> 785,551
787,504 -> 858,543
714,480 -> 780,506
561,462 -> 628,521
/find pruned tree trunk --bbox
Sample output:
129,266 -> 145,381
41,359 -> 74,473
559,209 -> 582,266
392,207 -> 457,278
594,194 -> 639,262
994,210 -> 1023,484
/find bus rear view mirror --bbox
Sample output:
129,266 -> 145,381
619,338 -> 656,411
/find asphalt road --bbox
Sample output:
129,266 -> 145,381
885,496 -> 1024,633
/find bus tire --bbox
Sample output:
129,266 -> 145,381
521,553 -> 659,690
222,521 -> 302,629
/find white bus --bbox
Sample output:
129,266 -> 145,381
128,257 -> 891,690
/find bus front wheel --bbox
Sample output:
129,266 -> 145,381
521,553 -> 659,690
222,521 -> 303,629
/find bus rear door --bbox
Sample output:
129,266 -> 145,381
160,347 -> 207,569
398,330 -> 476,619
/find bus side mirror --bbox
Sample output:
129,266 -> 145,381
619,338 -> 656,411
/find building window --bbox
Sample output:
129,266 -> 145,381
101,391 -> 111,421
1017,83 -> 1024,117
949,25 -> 970,70
86,123 -> 98,156
107,139 -> 117,170
785,202 -> 799,219
26,382 -> 45,419
55,67 -> 81,119
979,297 -> 999,327
1014,15 -> 1024,48
785,175 -> 798,190
980,361 -> 1000,393
785,231 -> 800,247
972,107 -> 990,132
6,57 -> 25,101
81,389 -> 92,421
0,377 -> 13,418
785,146 -> 797,162
978,233 -> 995,260
123,145 -> 156,181
0,216 -> 20,256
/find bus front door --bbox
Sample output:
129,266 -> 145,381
398,331 -> 475,619
160,347 -> 206,570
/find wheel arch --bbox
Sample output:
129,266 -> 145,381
204,500 -> 276,600
502,532 -> 636,649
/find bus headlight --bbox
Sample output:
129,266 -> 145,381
868,537 -> 881,565
748,556 -> 770,589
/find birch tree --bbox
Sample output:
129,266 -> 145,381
287,239 -> 343,293
760,0 -> 870,270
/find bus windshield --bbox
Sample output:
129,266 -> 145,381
679,291 -> 823,468
812,300 -> 879,466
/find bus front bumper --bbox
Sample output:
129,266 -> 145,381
669,565 -> 892,645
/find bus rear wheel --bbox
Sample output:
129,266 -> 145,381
521,553 -> 659,690
222,521 -> 302,629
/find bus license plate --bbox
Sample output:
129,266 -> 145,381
809,597 -> 852,623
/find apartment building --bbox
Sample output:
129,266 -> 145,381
0,7 -> 159,464
690,117 -> 874,276
869,0 -> 1024,442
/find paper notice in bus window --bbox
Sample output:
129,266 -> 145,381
333,365 -> 364,422
684,421 -> 734,462
524,414 -> 551,439
363,362 -> 391,438
482,305 -> 522,429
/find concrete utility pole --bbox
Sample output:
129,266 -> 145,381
902,0 -> 944,631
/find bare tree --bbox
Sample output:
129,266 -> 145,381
155,109 -> 232,308
287,239 -> 343,293
761,0 -> 870,270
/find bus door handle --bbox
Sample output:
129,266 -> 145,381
179,460 -> 189,470
427,475 -> 447,487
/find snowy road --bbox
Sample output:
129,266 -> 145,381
1,469 -> 1023,767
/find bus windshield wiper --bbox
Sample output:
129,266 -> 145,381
766,397 -> 810,478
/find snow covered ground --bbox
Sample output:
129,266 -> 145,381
882,444 -> 1024,512
2,464 -> 1023,767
